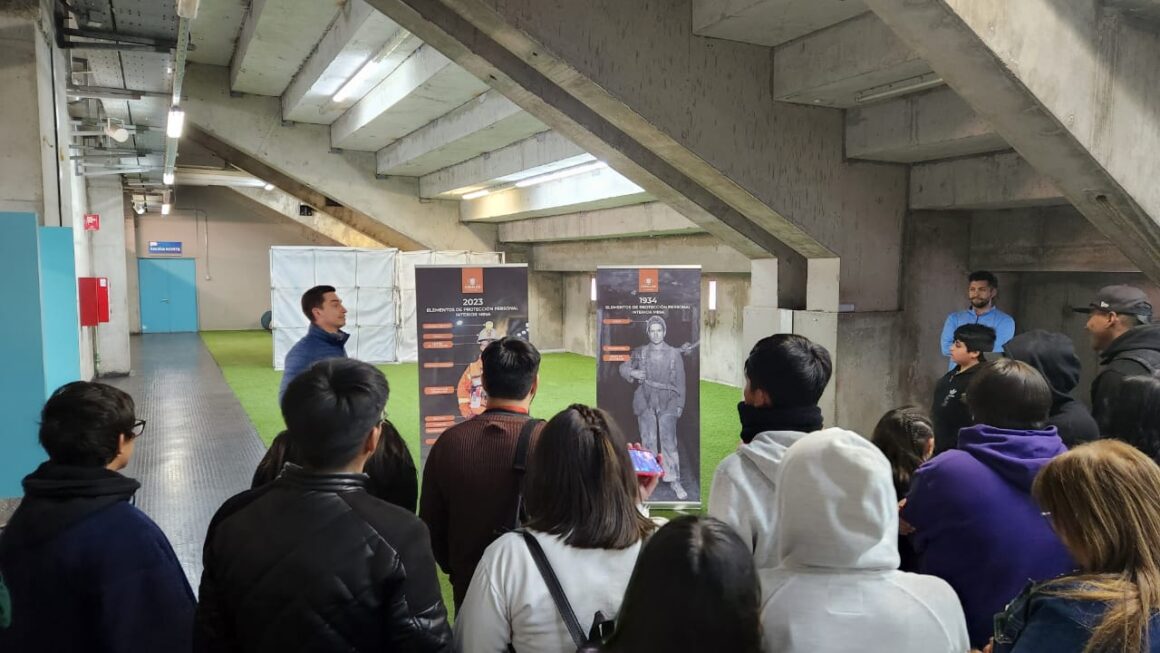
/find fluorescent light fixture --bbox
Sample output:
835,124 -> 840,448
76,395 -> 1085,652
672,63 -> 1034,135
161,203 -> 171,215
166,106 -> 185,138
104,120 -> 129,143
133,202 -> 145,215
263,182 -> 275,191
854,72 -> 944,104
176,0 -> 200,19
708,280 -> 718,311
590,276 -> 597,302
332,30 -> 415,103
332,59 -> 374,103
515,161 -> 607,189
163,171 -> 175,185
461,188 -> 491,200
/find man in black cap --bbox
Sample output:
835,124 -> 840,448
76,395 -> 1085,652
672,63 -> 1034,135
1075,285 -> 1160,431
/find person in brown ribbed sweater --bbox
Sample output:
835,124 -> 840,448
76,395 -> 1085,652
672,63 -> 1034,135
420,337 -> 543,609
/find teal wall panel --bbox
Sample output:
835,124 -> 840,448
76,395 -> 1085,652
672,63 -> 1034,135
0,213 -> 48,496
39,226 -> 81,397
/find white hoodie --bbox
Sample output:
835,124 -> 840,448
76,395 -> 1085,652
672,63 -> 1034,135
760,428 -> 970,653
708,429 -> 806,569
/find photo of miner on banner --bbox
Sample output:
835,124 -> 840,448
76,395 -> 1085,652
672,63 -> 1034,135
597,268 -> 701,504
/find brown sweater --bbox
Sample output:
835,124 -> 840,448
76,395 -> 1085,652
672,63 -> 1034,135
419,408 -> 543,608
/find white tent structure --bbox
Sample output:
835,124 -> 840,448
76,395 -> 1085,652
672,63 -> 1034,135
270,247 -> 503,370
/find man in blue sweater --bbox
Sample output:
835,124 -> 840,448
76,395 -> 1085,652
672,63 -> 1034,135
940,270 -> 1015,370
279,285 -> 350,400
0,382 -> 196,652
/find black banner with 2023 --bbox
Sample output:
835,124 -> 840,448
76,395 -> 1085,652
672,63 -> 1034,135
415,264 -> 530,463
597,266 -> 701,507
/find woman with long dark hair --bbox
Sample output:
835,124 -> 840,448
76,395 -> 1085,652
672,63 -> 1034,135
602,516 -> 763,653
1102,374 -> 1160,463
994,439 -> 1160,652
870,406 -> 935,571
454,404 -> 656,653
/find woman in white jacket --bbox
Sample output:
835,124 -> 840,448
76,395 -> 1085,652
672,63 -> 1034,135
760,428 -> 970,653
455,404 -> 657,653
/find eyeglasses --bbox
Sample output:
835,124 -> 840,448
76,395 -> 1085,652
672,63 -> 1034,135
129,419 -> 147,438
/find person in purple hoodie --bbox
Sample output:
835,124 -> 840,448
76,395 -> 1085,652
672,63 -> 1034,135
901,358 -> 1076,649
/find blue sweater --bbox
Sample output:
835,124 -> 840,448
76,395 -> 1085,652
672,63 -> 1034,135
279,324 -> 350,400
940,306 -> 1015,369
0,463 -> 196,652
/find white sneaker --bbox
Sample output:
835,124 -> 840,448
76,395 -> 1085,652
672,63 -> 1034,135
669,481 -> 688,501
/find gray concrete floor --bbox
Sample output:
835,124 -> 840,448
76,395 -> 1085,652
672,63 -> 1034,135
112,333 -> 266,589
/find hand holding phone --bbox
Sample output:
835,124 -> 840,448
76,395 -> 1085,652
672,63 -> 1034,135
628,444 -> 664,477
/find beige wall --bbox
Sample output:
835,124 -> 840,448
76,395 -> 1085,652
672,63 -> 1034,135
528,271 -> 564,351
134,186 -> 338,331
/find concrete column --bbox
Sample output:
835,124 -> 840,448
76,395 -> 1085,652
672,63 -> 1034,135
742,258 -> 793,381
86,179 -> 132,376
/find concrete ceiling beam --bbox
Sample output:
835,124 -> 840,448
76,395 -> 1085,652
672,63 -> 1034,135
460,165 -> 651,222
376,90 -> 548,176
910,152 -> 1068,211
330,44 -> 488,151
694,0 -> 868,47
864,0 -> 1160,281
281,0 -> 415,124
497,202 -> 702,243
530,234 -> 752,274
773,12 -> 934,108
230,0 -> 342,96
845,87 -> 1008,163
419,130 -> 586,198
229,186 -> 387,248
182,63 -> 496,252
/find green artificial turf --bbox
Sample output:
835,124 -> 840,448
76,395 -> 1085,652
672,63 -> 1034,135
200,329 -> 743,616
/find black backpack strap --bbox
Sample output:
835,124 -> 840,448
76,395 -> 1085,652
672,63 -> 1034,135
518,530 -> 588,649
509,418 -> 542,530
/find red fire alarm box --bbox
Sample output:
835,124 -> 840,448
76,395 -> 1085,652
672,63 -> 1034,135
78,277 -> 110,326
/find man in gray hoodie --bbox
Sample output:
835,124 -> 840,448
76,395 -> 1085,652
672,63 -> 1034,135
707,334 -> 832,570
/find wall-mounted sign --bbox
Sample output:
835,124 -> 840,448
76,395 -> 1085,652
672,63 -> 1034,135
148,241 -> 182,255
83,213 -> 100,231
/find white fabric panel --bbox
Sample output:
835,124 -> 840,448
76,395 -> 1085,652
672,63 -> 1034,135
397,251 -> 433,290
433,251 -> 468,265
468,252 -> 503,264
271,287 -> 309,328
270,248 -> 315,289
357,326 -> 397,364
273,327 -> 307,371
396,288 -> 419,363
315,249 -> 358,288
344,329 -> 360,362
356,249 -> 396,288
355,288 -> 395,326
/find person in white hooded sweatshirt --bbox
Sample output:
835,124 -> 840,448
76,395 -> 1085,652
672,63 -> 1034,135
760,428 -> 970,653
708,334 -> 832,570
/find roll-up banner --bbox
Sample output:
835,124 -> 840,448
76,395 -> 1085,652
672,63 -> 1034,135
415,264 -> 530,462
597,266 -> 701,507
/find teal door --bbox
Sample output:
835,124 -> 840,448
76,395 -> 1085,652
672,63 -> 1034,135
138,258 -> 199,333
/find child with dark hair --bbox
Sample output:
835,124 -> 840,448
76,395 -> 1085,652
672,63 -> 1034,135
252,419 -> 419,513
0,382 -> 195,652
931,323 -> 996,453
870,407 -> 934,572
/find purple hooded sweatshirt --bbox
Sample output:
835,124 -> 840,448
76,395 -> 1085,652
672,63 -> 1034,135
902,424 -> 1076,648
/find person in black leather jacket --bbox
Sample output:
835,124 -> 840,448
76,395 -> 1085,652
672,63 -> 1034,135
194,358 -> 451,653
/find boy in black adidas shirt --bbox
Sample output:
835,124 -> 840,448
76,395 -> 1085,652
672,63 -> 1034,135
931,323 -> 997,453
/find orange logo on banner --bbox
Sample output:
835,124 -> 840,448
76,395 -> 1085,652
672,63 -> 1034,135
462,268 -> 484,294
639,269 -> 659,293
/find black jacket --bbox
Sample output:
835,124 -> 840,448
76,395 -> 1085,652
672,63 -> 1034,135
1004,330 -> 1100,448
931,363 -> 982,454
1092,325 -> 1160,432
195,465 -> 451,653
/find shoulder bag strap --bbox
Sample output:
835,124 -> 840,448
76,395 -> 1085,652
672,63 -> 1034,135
509,418 -> 543,530
518,530 -> 587,649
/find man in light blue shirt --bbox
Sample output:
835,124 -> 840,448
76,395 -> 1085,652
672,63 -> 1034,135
940,271 -> 1015,369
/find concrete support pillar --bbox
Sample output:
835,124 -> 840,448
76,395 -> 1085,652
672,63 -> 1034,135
742,258 -> 792,381
86,179 -> 132,376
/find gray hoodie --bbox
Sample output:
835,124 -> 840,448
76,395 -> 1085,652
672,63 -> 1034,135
707,429 -> 807,570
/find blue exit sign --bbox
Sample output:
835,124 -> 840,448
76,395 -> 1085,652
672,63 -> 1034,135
148,241 -> 182,255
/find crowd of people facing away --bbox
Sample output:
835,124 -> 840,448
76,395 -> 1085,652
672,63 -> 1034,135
5,280 -> 1160,652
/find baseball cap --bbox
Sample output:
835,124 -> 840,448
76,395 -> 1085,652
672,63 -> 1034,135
1073,285 -> 1153,318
